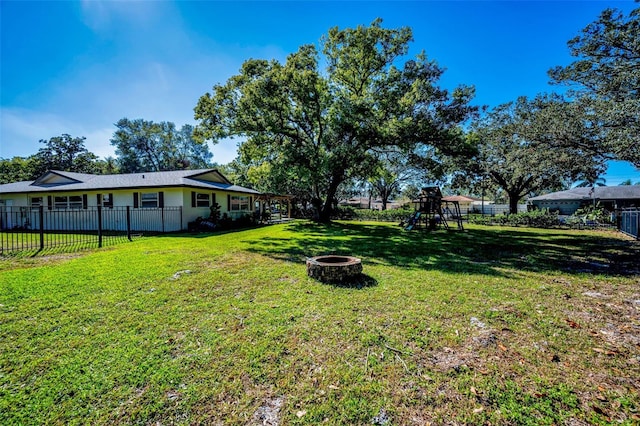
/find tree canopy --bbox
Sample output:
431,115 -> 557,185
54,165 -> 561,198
194,19 -> 478,221
111,118 -> 213,173
0,135 -> 115,183
549,7 -> 640,166
1,122 -> 211,184
452,97 -> 606,213
0,156 -> 40,184
32,134 -> 100,176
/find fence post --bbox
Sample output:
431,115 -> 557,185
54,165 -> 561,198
97,206 -> 103,248
162,207 -> 165,233
126,206 -> 132,241
39,206 -> 44,250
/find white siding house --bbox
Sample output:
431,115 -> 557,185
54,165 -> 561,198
528,186 -> 640,215
0,169 -> 261,232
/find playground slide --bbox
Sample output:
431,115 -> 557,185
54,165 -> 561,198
404,211 -> 421,231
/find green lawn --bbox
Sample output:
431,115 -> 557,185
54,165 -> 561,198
1,221 -> 639,425
0,231 -> 131,256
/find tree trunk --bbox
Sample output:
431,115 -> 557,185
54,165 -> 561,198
508,192 -> 520,214
381,196 -> 388,211
317,177 -> 341,223
318,202 -> 332,223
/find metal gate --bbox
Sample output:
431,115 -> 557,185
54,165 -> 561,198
620,208 -> 639,239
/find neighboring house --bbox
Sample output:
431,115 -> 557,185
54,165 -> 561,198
0,169 -> 261,231
528,186 -> 640,215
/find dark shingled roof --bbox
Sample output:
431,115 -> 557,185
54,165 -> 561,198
528,186 -> 640,202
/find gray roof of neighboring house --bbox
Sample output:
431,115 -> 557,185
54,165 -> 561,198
528,186 -> 640,202
0,169 -> 261,195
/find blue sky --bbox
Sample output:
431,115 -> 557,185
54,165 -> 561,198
1,0 -> 638,184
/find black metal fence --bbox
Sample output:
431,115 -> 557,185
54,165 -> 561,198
620,208 -> 639,239
0,206 -> 183,255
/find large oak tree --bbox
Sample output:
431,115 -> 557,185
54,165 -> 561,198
33,134 -> 100,176
111,118 -> 213,173
549,7 -> 640,166
453,97 -> 606,214
194,19 -> 477,222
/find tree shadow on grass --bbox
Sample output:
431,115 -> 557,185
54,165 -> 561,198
243,221 -> 640,277
311,273 -> 378,289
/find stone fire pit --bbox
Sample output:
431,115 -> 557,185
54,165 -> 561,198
306,255 -> 362,283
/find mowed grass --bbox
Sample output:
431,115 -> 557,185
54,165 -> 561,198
1,231 -> 132,256
1,221 -> 639,425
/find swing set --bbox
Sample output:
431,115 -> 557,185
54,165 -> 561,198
401,187 -> 464,231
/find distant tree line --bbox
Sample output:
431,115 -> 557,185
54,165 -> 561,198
0,119 -> 213,184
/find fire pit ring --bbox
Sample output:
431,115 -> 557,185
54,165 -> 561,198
306,255 -> 362,283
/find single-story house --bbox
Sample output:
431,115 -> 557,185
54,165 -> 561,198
528,186 -> 640,215
0,169 -> 261,232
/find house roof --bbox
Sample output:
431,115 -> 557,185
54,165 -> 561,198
528,186 -> 640,202
442,195 -> 482,203
0,169 -> 261,195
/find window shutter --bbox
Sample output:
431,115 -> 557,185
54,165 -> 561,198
250,196 -> 253,209
227,194 -> 231,211
47,195 -> 52,210
133,192 -> 139,208
212,193 -> 216,206
97,194 -> 102,206
82,194 -> 88,209
191,191 -> 196,208
108,193 -> 113,208
159,191 -> 164,208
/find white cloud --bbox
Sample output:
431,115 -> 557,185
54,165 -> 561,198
83,127 -> 117,159
2,108 -> 49,140
1,108 -> 68,157
79,0 -> 111,32
80,0 -> 167,33
1,105 -> 242,164
0,107 -> 116,159
3,2 -> 292,165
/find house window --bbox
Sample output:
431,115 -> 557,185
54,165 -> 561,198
54,195 -> 83,209
99,193 -> 114,208
30,197 -> 43,208
69,196 -> 83,209
196,193 -> 210,207
141,192 -> 159,208
54,196 -> 67,209
230,195 -> 250,211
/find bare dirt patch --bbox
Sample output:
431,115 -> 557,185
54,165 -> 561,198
250,396 -> 284,426
562,281 -> 640,422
